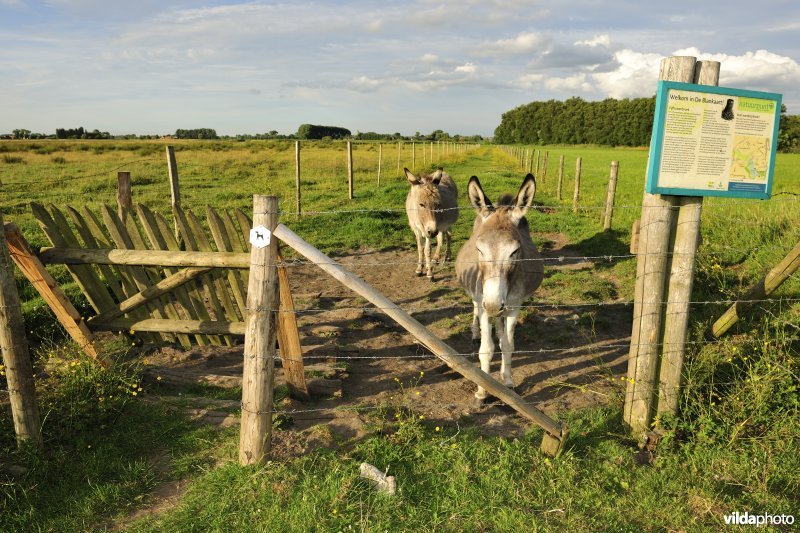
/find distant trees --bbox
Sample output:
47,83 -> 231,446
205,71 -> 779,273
55,127 -> 111,139
296,124 -> 351,140
175,128 -> 218,139
494,96 -> 656,147
778,104 -> 800,153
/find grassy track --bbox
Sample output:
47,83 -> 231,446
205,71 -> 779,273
1,140 -> 798,531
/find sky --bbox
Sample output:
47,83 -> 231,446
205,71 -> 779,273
1,0 -> 799,137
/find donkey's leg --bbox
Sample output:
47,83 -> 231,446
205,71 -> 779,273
498,312 -> 519,389
432,232 -> 444,264
475,305 -> 494,401
471,301 -> 480,341
414,229 -> 424,275
424,236 -> 434,279
444,230 -> 453,262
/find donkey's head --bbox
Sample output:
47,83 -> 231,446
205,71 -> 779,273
406,167 -> 446,238
467,173 -> 537,316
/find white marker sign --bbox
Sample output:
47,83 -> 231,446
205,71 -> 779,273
249,225 -> 271,248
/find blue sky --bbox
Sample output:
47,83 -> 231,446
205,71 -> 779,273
2,0 -> 799,136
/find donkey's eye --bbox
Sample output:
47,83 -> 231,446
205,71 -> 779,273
419,203 -> 425,208
510,248 -> 520,258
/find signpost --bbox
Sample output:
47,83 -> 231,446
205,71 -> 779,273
646,81 -> 781,199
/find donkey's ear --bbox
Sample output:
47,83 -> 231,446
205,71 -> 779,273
510,173 -> 536,222
430,168 -> 443,184
404,168 -> 421,185
467,176 -> 492,215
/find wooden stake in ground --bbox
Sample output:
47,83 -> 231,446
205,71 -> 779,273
396,141 -> 401,175
347,142 -> 354,200
541,151 -> 548,186
0,212 -> 42,448
602,161 -> 619,231
295,141 -> 301,215
412,142 -> 416,172
572,157 -> 582,214
117,171 -> 132,223
239,195 -> 280,465
377,144 -> 382,187
557,155 -> 564,200
166,146 -> 181,239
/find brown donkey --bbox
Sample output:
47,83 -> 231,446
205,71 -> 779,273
455,173 -> 543,405
405,167 -> 459,280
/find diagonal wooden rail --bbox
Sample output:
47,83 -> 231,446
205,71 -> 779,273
273,223 -> 568,455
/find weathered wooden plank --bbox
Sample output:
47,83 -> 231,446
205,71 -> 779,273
206,206 -> 248,318
185,208 -> 243,321
173,205 -> 235,346
30,203 -> 116,314
76,206 -> 160,344
90,317 -> 246,335
221,209 -> 251,292
276,252 -> 309,401
0,212 -> 42,448
4,222 -> 105,364
137,205 -> 211,346
100,204 -> 181,345
88,266 -> 212,325
38,247 -> 250,268
152,211 -> 223,346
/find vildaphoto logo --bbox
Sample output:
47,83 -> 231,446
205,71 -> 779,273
723,511 -> 795,526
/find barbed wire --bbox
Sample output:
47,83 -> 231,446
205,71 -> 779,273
0,157 -> 161,186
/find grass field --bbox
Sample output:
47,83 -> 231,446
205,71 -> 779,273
1,139 -> 798,531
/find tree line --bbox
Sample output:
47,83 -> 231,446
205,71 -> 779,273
494,97 -> 800,152
494,96 -> 656,147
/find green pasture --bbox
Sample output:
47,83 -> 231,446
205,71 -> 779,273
0,140 -> 798,531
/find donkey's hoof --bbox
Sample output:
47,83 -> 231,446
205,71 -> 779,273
415,270 -> 424,277
427,276 -> 435,282
472,397 -> 487,410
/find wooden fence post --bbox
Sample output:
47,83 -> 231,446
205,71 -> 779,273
556,155 -> 564,200
412,142 -> 416,172
397,141 -> 401,175
656,60 -> 720,418
602,161 -> 619,231
535,149 -> 541,175
0,212 -> 42,448
117,171 -> 132,223
347,141 -> 354,200
377,143 -> 382,187
572,157 -> 582,214
166,146 -> 181,239
541,151 -> 548,186
624,55 -> 698,434
295,141 -> 301,216
239,195 -> 279,465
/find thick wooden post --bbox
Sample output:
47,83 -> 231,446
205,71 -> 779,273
603,161 -> 619,231
166,146 -> 181,239
295,141 -> 301,215
117,171 -> 132,223
625,55 -> 697,434
239,196 -> 279,465
377,143 -> 382,187
535,149 -> 541,175
572,157 -> 582,214
557,155 -> 564,200
657,60 -> 720,416
347,141 -> 354,200
0,212 -> 42,448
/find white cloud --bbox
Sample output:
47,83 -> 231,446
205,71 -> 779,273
455,62 -> 477,73
516,73 -> 543,88
0,0 -> 25,7
574,34 -> 610,48
349,76 -> 382,92
673,47 -> 800,87
591,49 -> 662,98
478,31 -> 543,57
544,73 -> 593,92
421,53 -> 439,63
